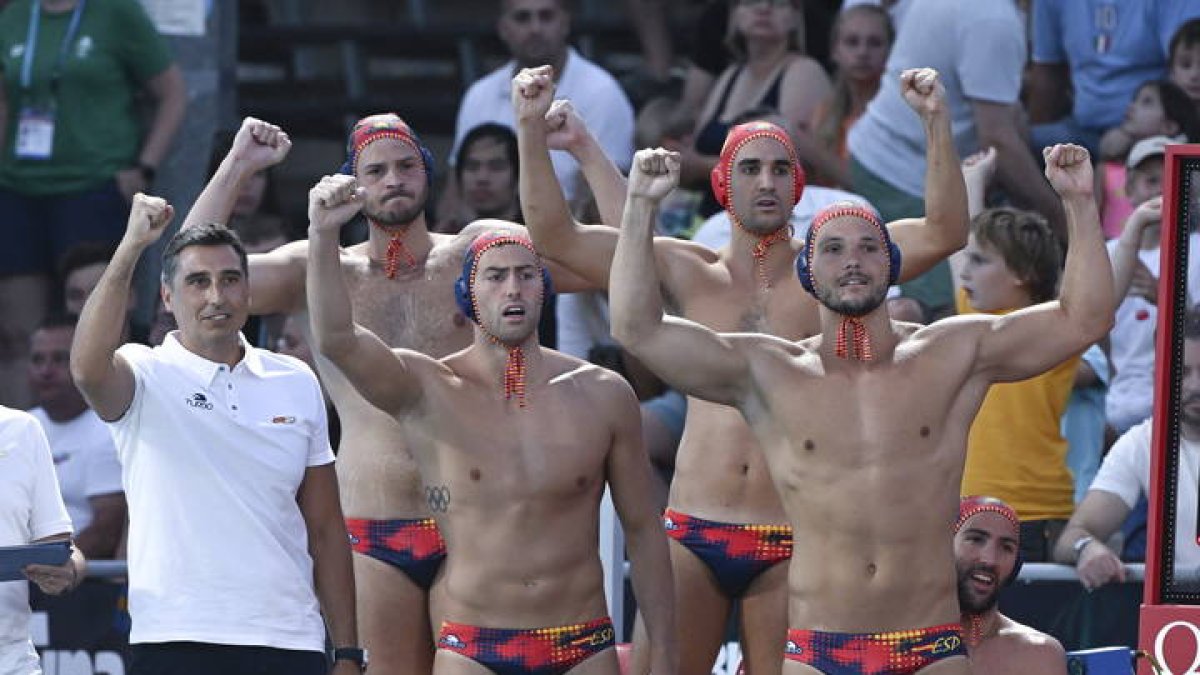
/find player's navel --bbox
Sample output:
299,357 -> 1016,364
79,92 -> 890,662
575,475 -> 587,488
919,426 -> 931,438
866,562 -> 877,577
803,439 -> 815,452
740,464 -> 750,475
469,468 -> 482,481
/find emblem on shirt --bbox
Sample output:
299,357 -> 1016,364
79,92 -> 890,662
271,415 -> 296,424
185,392 -> 213,410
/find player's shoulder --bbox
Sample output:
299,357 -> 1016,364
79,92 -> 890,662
545,351 -> 638,402
996,615 -> 1067,662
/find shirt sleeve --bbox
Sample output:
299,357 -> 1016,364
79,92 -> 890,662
26,415 -> 73,540
1088,420 -> 1152,508
114,0 -> 174,82
958,13 -> 1026,104
1031,0 -> 1066,65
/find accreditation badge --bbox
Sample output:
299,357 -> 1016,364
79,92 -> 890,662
15,105 -> 55,159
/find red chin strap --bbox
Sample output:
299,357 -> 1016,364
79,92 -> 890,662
485,334 -> 528,408
834,316 -> 873,362
372,220 -> 416,279
745,222 -> 793,289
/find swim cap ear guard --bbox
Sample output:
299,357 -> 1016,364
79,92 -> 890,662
339,113 -> 436,191
796,203 -> 901,295
454,234 -> 554,323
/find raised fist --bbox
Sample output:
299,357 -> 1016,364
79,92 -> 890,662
545,99 -> 589,153
900,68 -> 946,120
628,148 -> 681,203
308,174 -> 365,233
230,116 -> 292,173
1043,144 -> 1094,199
124,193 -> 175,248
512,65 -> 556,124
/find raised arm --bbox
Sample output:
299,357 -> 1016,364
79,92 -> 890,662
610,149 -> 752,406
601,375 -> 677,675
886,68 -> 970,282
974,145 -> 1115,382
545,99 -> 628,228
1110,196 -> 1161,299
306,175 -> 432,415
184,118 -> 305,315
515,66 -> 623,285
71,195 -> 175,421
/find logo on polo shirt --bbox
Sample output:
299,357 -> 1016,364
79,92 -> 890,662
185,392 -> 214,410
271,416 -> 296,424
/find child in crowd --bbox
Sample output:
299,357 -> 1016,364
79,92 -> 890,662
1097,80 -> 1197,237
956,205 -> 1077,561
1169,19 -> 1200,107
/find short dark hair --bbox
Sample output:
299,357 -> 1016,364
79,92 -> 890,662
455,123 -> 519,183
57,241 -> 116,281
1139,79 -> 1200,141
160,223 -> 249,286
971,207 -> 1063,304
1170,19 -> 1200,68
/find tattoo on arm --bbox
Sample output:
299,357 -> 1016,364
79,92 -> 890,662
425,485 -> 451,513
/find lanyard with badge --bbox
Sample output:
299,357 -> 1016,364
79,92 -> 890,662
15,0 -> 85,160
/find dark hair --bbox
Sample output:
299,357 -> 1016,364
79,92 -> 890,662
971,207 -> 1063,304
160,223 -> 249,286
36,311 -> 78,333
455,123 -> 519,184
57,241 -> 116,281
1170,19 -> 1200,68
1140,80 -> 1200,142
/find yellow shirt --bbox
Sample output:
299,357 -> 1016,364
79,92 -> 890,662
957,291 -> 1080,520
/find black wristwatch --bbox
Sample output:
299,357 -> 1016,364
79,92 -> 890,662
136,161 -> 157,184
333,646 -> 368,672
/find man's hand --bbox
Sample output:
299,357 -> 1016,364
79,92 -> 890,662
1127,195 -> 1162,233
24,559 -> 76,596
1075,539 -> 1126,591
308,175 -> 364,234
900,68 -> 946,120
124,193 -> 175,249
628,148 -> 680,202
545,99 -> 589,153
1044,144 -> 1094,199
230,116 -> 292,173
512,65 -> 556,125
962,147 -> 997,195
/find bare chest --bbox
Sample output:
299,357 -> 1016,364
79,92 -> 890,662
344,260 -> 472,357
681,274 -> 818,338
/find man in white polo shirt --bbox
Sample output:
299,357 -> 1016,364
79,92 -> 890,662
70,194 -> 361,675
1054,311 -> 1200,590
0,405 -> 86,675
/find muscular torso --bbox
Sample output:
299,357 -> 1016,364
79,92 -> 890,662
257,234 -> 477,519
666,239 -> 818,524
737,321 -> 991,631
968,615 -> 1066,675
406,354 -> 618,627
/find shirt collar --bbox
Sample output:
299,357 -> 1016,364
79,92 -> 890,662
161,331 -> 265,385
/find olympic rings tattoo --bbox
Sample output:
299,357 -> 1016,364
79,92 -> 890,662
425,485 -> 451,513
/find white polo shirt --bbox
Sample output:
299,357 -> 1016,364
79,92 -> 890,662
110,333 -> 333,651
0,407 -> 71,672
28,407 -> 122,534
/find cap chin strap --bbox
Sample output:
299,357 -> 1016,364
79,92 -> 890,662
371,219 -> 416,279
834,315 -> 874,362
733,215 -> 793,289
485,333 -> 527,408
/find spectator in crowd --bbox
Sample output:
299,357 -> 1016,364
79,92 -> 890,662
955,497 -> 1068,675
681,0 -> 831,218
58,242 -> 147,344
307,178 -> 678,675
849,0 -> 1060,320
1097,80 -> 1197,238
0,0 -> 185,409
0,405 -> 87,675
1106,136 -> 1196,435
27,314 -> 124,559
516,65 -> 967,675
1028,0 -> 1200,154
442,123 -> 522,233
70,195 -> 360,674
801,4 -> 893,188
1053,312 -> 1200,589
955,206 -> 1076,562
1169,19 -> 1200,107
445,0 -> 633,220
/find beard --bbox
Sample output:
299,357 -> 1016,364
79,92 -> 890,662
364,192 -> 426,227
956,564 -> 1001,614
815,283 -> 887,317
